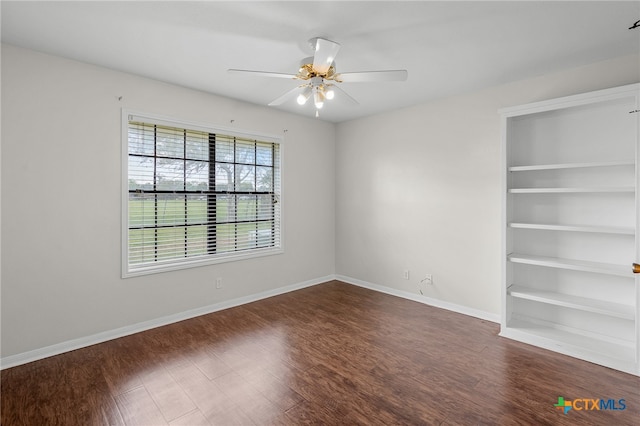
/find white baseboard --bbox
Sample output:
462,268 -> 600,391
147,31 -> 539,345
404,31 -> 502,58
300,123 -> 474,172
1,274 -> 498,370
0,275 -> 332,370
336,275 -> 500,323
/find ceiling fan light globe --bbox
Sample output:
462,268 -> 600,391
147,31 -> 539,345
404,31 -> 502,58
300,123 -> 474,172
313,90 -> 324,109
296,93 -> 308,105
325,89 -> 335,100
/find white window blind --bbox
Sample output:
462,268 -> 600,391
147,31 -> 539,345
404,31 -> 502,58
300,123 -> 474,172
123,113 -> 282,277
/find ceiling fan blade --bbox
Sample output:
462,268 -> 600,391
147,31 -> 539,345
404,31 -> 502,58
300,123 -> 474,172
326,84 -> 359,105
334,70 -> 408,83
228,69 -> 298,79
312,38 -> 341,75
268,85 -> 307,106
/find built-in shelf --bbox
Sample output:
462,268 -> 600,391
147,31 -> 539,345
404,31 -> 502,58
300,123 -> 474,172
508,223 -> 635,235
502,83 -> 639,376
503,318 -> 636,367
509,161 -> 635,172
508,254 -> 632,277
508,285 -> 635,320
509,187 -> 635,194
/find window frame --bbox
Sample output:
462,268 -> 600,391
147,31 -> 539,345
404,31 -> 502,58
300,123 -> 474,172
121,110 -> 283,278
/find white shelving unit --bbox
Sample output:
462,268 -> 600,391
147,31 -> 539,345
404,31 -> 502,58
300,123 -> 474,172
509,187 -> 634,193
509,223 -> 635,235
508,254 -> 631,277
500,84 -> 640,376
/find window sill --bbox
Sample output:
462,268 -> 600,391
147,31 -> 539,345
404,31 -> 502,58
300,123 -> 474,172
122,247 -> 284,278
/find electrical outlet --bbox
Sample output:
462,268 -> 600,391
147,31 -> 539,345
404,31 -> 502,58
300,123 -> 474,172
420,274 -> 433,285
216,277 -> 222,289
403,270 -> 410,280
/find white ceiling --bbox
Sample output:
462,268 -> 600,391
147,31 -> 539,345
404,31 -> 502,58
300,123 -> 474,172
2,1 -> 639,123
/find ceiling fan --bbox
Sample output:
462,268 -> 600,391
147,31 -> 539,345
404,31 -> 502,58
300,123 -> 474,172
228,37 -> 408,117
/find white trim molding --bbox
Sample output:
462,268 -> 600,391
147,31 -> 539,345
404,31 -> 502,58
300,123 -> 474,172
0,275 -> 332,370
1,274 -> 499,370
336,275 -> 500,323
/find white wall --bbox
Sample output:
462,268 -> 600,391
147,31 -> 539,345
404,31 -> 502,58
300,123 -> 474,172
335,54 -> 640,316
1,44 -> 336,358
2,42 -> 638,362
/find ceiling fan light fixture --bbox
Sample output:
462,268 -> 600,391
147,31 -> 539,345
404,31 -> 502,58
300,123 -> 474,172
325,87 -> 335,100
313,88 -> 324,109
296,86 -> 312,105
230,37 -> 407,117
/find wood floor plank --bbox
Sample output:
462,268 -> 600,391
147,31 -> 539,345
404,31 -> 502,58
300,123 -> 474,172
214,370 -> 291,425
284,400 -> 363,425
2,280 -> 639,425
168,409 -> 211,426
114,386 -> 167,426
1,347 -> 123,426
166,357 -> 257,425
99,337 -> 148,396
190,347 -> 233,381
241,368 -> 305,412
139,365 -> 197,422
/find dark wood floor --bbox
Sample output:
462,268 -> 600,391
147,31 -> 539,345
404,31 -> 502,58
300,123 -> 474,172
1,281 -> 638,425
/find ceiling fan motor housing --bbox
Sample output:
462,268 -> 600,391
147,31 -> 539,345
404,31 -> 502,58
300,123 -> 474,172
298,57 -> 336,80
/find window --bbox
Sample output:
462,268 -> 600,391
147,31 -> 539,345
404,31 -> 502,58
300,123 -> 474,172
122,112 -> 282,277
